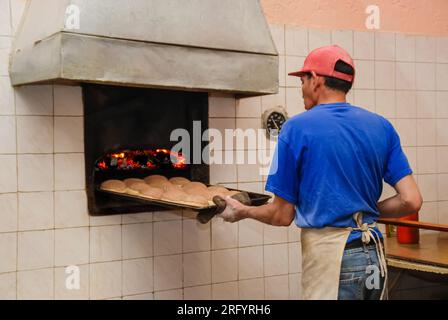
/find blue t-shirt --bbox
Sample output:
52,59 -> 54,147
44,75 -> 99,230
265,102 -> 412,243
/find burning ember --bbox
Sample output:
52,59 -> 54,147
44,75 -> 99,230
95,149 -> 187,171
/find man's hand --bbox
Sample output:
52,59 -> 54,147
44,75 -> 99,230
216,195 -> 295,226
216,196 -> 249,223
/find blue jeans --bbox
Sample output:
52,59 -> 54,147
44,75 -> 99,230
338,243 -> 386,300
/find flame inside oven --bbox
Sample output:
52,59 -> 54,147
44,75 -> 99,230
95,149 -> 187,171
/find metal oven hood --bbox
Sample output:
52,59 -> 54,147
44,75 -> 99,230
10,0 -> 279,96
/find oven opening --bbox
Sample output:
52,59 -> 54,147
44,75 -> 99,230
83,84 -> 209,215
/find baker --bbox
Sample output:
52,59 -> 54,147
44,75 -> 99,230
217,45 -> 423,300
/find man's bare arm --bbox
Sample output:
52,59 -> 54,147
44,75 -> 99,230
218,195 -> 295,226
377,175 -> 423,219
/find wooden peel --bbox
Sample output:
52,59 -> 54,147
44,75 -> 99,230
196,192 -> 251,224
378,218 -> 448,232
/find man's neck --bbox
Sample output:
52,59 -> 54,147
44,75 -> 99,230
316,91 -> 347,105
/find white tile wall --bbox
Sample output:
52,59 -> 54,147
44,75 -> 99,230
239,278 -> 264,300
354,31 -> 375,60
238,246 -> 263,280
0,1 -> 11,36
211,249 -> 238,283
0,37 -> 11,76
15,85 -> 53,115
396,90 -> 417,118
17,154 -> 53,192
416,63 -> 436,91
212,281 -> 238,300
89,261 -> 122,300
154,255 -> 182,291
54,86 -> 83,116
331,30 -> 353,56
416,36 -> 436,62
54,153 -> 85,190
183,252 -> 211,287
1,10 -> 448,300
54,117 -> 84,153
18,192 -> 54,231
183,285 -> 211,300
0,193 -> 17,232
436,37 -> 448,63
436,64 -> 448,91
17,268 -> 54,300
154,289 -> 183,300
285,26 -> 307,56
264,244 -> 288,277
123,258 -> 153,296
238,219 -> 263,247
18,230 -> 54,270
375,90 -> 395,119
55,227 -> 89,266
153,220 -> 182,256
417,91 -> 436,118
264,275 -> 289,300
0,232 -> 16,273
375,61 -> 395,90
354,60 -> 375,89
209,93 -> 236,118
396,62 -> 416,90
17,116 -> 53,153
396,34 -> 416,62
0,272 -> 16,300
54,264 -> 89,300
0,116 -> 16,153
375,32 -> 395,61
0,155 -> 17,193
0,77 -> 15,115
90,225 -> 122,263
182,219 -> 211,253
308,29 -> 331,52
54,190 -> 89,228
122,223 -> 153,259
211,218 -> 238,250
269,24 -> 285,55
417,147 -> 437,174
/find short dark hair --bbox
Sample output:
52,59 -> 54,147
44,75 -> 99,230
305,60 -> 354,94
324,60 -> 354,94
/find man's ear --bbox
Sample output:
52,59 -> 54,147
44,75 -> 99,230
310,71 -> 322,90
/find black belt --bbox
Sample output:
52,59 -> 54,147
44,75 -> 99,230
345,237 -> 384,250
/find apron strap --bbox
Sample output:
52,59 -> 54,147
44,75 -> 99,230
351,212 -> 389,300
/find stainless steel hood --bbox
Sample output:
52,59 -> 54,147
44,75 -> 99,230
9,0 -> 279,96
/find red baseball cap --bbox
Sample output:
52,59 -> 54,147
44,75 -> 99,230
288,45 -> 355,83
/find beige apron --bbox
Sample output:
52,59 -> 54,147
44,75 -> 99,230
301,212 -> 388,300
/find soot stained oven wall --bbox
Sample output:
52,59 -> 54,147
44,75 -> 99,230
83,84 -> 209,215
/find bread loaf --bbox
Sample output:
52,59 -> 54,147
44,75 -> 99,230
100,180 -> 127,193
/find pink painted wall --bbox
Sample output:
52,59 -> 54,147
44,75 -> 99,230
261,0 -> 448,35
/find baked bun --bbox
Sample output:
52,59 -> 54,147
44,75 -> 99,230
162,187 -> 189,203
139,186 -> 164,199
186,194 -> 209,206
169,176 -> 190,186
144,175 -> 168,185
126,181 -> 151,195
207,185 -> 229,199
148,180 -> 172,191
100,180 -> 127,193
182,182 -> 207,195
123,178 -> 144,187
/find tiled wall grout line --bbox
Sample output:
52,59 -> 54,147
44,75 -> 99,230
51,85 -> 55,300
13,21 -> 18,300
